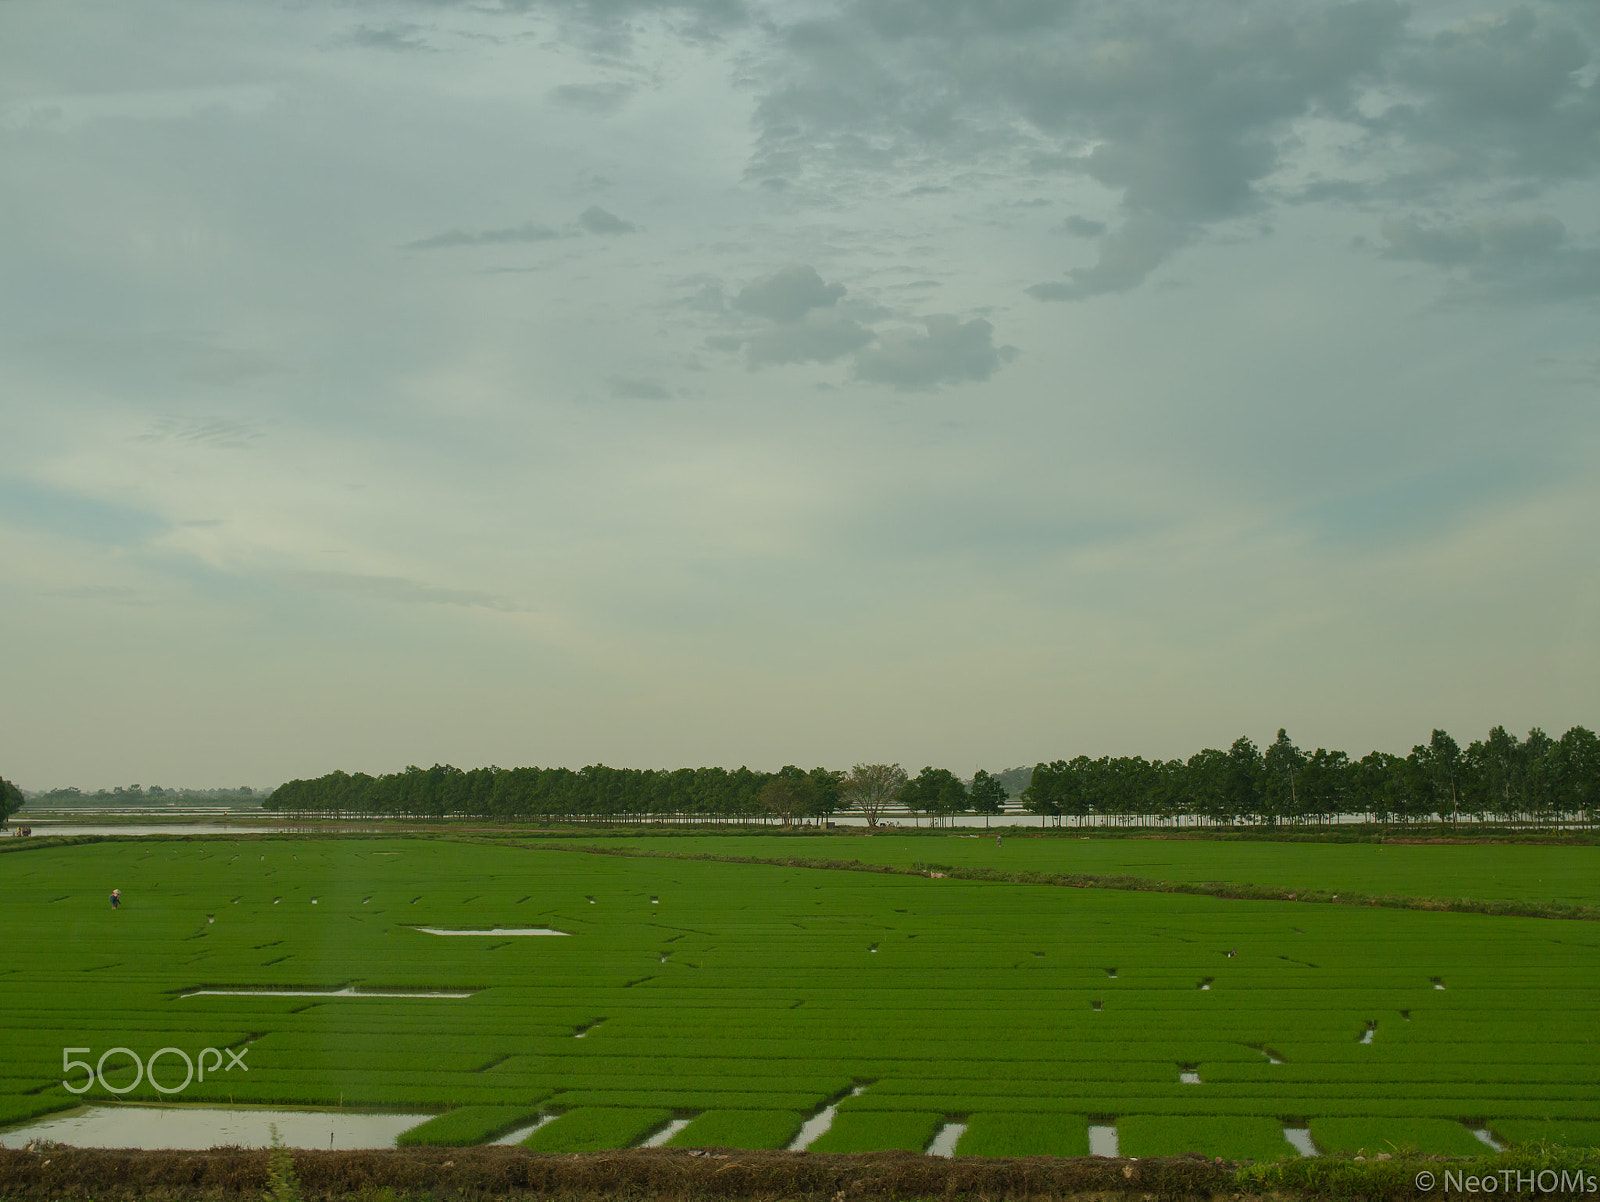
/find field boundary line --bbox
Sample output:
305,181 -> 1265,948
490,839 -> 1600,922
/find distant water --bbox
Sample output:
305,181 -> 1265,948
0,1105 -> 429,1150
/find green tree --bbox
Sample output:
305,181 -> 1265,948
841,763 -> 906,827
1224,737 -> 1263,823
1261,729 -> 1305,824
0,775 -> 23,825
901,767 -> 968,827
968,769 -> 1008,827
1426,729 -> 1463,824
1020,760 -> 1065,827
759,769 -> 808,827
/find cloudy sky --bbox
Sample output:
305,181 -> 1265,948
2,0 -> 1597,789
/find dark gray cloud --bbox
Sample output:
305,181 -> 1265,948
744,310 -> 875,366
1389,8 -> 1600,187
1380,212 -> 1600,300
344,22 -> 434,53
548,82 -> 634,115
578,205 -> 636,234
1381,214 -> 1566,267
405,221 -> 561,249
733,265 -> 846,322
852,315 -> 1015,390
1029,214 -> 1184,300
748,0 -> 1410,293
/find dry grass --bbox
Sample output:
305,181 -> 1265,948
0,1144 -> 1231,1201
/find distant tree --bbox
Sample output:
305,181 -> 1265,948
1426,729 -> 1463,824
1552,726 -> 1600,823
901,767 -> 967,827
760,769 -> 807,827
1224,737 -> 1263,823
1019,761 -> 1063,827
969,770 -> 1008,827
1261,729 -> 1305,823
805,767 -> 845,823
994,766 -> 1034,799
0,775 -> 23,825
841,763 -> 906,827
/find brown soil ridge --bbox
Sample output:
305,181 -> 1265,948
0,1145 -> 1229,1201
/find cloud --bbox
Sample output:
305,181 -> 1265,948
609,377 -> 671,399
744,310 -> 875,366
1029,214 -> 1186,300
18,332 -> 272,392
734,265 -> 846,323
0,479 -> 167,547
1381,215 -> 1566,266
1061,216 -> 1106,237
578,205 -> 636,234
548,82 -> 634,115
1392,8 -> 1600,186
1379,213 -> 1600,300
136,417 -> 265,449
852,315 -> 1015,390
405,221 -> 561,250
344,23 -> 434,53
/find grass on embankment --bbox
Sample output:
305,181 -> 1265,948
2,1144 -> 1598,1202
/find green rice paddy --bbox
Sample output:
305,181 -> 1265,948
571,833 -> 1600,908
2,835 -> 1597,1159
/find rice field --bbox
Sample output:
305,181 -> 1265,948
568,833 -> 1600,908
1,836 -> 1597,1159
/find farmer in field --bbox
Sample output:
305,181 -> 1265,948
996,836 -> 1002,849
110,888 -> 120,910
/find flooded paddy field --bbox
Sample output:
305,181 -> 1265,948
1,836 -> 1596,1157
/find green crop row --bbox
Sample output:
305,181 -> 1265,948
954,1112 -> 1090,1158
1118,1115 -> 1297,1161
808,1111 -> 944,1154
666,1109 -> 804,1150
520,1108 -> 673,1152
396,1105 -> 546,1146
1492,1120 -> 1600,1150
1308,1118 -> 1489,1156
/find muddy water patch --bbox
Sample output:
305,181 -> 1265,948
415,927 -> 569,937
926,1121 -> 966,1157
182,986 -> 475,999
787,1086 -> 865,1151
1088,1125 -> 1119,1157
1284,1127 -> 1317,1157
642,1118 -> 693,1147
0,1105 -> 427,1150
493,1115 -> 556,1145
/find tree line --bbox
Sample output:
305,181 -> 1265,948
1020,726 -> 1599,825
259,724 -> 1597,826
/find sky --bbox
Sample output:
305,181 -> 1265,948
2,0 -> 1597,790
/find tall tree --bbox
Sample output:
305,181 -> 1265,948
0,774 -> 22,825
901,767 -> 968,827
1426,729 -> 1463,824
841,763 -> 906,827
1225,737 -> 1263,822
759,768 -> 808,826
1261,729 -> 1305,823
1020,761 -> 1065,827
968,769 -> 1008,827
